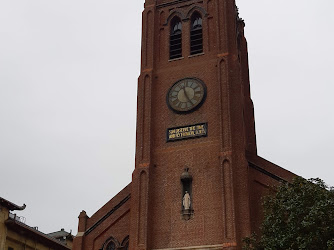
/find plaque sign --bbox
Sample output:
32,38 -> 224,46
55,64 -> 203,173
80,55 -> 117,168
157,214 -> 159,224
167,123 -> 208,142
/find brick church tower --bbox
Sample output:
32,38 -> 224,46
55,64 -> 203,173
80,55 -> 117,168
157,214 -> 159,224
72,1 -> 295,250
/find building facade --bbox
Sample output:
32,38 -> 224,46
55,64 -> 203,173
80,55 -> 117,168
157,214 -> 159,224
73,0 -> 295,249
0,197 -> 72,250
48,228 -> 73,248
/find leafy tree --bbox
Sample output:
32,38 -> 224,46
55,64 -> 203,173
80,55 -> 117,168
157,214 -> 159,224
243,177 -> 334,250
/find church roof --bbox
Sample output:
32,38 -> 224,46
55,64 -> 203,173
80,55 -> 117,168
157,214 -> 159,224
246,151 -> 296,182
84,183 -> 131,236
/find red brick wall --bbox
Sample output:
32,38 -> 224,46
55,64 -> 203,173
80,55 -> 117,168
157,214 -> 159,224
73,1 -> 297,249
73,185 -> 131,250
131,0 -> 254,249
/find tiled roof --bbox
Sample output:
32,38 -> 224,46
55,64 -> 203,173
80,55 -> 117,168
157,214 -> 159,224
0,197 -> 26,211
48,228 -> 72,239
5,218 -> 71,250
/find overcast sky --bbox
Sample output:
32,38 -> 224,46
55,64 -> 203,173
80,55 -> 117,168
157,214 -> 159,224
0,0 -> 333,235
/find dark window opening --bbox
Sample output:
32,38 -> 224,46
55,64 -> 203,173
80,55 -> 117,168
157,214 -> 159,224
123,241 -> 129,250
190,13 -> 203,55
170,17 -> 182,59
121,236 -> 129,250
106,241 -> 116,250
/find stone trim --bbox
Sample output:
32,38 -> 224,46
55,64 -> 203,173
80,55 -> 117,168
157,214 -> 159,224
248,162 -> 287,182
84,194 -> 131,236
153,243 -> 237,250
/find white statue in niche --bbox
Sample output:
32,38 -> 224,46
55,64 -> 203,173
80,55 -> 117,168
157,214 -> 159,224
182,191 -> 191,210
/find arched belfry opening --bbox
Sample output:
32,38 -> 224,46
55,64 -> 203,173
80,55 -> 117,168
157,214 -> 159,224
190,12 -> 203,55
170,16 -> 182,59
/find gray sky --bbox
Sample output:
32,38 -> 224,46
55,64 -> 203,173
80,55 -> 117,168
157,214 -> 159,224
0,0 -> 333,235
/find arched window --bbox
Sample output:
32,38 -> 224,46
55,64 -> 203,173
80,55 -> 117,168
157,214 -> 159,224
123,241 -> 129,250
121,236 -> 129,250
102,237 -> 119,250
190,12 -> 203,55
105,241 -> 116,250
170,16 -> 182,59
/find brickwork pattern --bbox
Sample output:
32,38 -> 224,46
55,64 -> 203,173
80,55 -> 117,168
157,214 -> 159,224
72,1 -> 296,250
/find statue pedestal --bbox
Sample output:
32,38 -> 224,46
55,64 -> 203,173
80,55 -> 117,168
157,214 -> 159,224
181,209 -> 193,220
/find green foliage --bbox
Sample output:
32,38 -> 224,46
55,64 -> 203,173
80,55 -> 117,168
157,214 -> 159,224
244,177 -> 334,250
242,233 -> 259,250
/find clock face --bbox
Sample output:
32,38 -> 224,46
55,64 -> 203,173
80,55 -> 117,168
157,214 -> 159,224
167,78 -> 206,113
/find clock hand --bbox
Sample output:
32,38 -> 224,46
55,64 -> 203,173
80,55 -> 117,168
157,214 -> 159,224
182,86 -> 191,102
